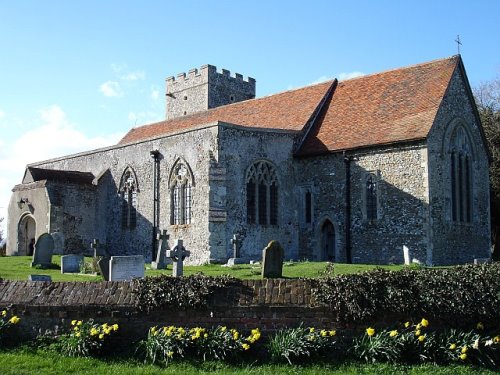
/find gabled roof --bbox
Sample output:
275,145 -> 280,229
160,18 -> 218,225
119,56 -> 460,156
119,80 -> 333,144
297,56 -> 459,155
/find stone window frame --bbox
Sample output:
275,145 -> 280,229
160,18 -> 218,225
298,183 -> 314,228
169,158 -> 194,226
245,160 -> 279,226
119,166 -> 139,230
445,122 -> 475,224
361,170 -> 381,223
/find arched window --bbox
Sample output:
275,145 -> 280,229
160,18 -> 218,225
246,160 -> 278,225
449,127 -> 473,222
170,160 -> 193,225
365,173 -> 378,221
119,168 -> 138,229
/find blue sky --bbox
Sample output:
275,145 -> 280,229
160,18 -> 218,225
0,0 -> 499,232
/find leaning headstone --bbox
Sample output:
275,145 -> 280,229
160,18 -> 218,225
31,233 -> 54,268
227,233 -> 245,266
109,255 -> 145,281
403,245 -> 411,265
28,274 -> 52,282
151,229 -> 171,270
261,240 -> 284,278
61,254 -> 84,274
166,239 -> 190,277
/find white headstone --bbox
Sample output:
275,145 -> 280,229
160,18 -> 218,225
61,254 -> 84,273
109,255 -> 145,281
403,245 -> 411,265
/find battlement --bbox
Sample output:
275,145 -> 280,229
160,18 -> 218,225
166,64 -> 255,85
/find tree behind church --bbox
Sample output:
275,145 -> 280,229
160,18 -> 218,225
474,78 -> 500,260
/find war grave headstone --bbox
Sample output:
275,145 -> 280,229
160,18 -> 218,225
261,240 -> 284,278
31,233 -> 54,268
61,254 -> 84,273
227,233 -> 245,266
28,274 -> 52,282
166,239 -> 190,277
109,255 -> 145,281
151,229 -> 171,270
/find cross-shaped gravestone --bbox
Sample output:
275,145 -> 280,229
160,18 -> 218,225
152,229 -> 170,270
91,239 -> 100,258
231,234 -> 241,259
166,239 -> 190,277
92,239 -> 110,281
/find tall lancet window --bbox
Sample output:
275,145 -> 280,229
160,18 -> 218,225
366,174 -> 378,221
449,127 -> 473,223
246,160 -> 279,225
119,168 -> 138,229
170,160 -> 193,225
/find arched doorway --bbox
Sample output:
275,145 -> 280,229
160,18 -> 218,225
18,215 -> 36,256
321,220 -> 335,261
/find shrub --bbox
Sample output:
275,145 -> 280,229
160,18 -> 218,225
267,325 -> 337,364
132,274 -> 237,311
59,319 -> 118,357
312,263 -> 500,325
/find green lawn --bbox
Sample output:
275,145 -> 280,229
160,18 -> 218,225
0,256 -> 404,281
0,348 -> 495,375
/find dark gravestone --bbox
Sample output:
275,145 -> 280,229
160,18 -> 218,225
61,254 -> 84,273
261,240 -> 284,278
166,239 -> 190,277
151,230 -> 170,270
31,233 -> 54,268
98,257 -> 111,281
91,239 -> 110,280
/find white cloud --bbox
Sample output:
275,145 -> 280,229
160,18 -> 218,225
0,105 -> 123,234
121,71 -> 145,81
337,71 -> 365,80
310,75 -> 334,85
100,81 -> 123,97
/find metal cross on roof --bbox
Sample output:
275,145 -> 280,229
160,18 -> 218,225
455,35 -> 462,55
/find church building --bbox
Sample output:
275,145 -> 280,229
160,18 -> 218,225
6,55 -> 491,265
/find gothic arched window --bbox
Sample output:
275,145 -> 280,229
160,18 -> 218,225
170,160 -> 193,225
119,168 -> 138,229
365,173 -> 378,221
449,127 -> 473,223
246,160 -> 278,225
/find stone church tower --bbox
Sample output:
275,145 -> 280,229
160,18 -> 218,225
165,65 -> 256,119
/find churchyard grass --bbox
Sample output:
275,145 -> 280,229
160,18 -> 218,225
0,348 -> 496,375
0,256 -> 403,281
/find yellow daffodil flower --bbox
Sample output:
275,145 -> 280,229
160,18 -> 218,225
77,321 -> 82,326
459,353 -> 467,360
420,318 -> 429,327
329,330 -> 336,336
461,346 -> 468,354
71,320 -> 77,326
320,330 -> 327,337
389,330 -> 398,337
1,310 -> 7,317
415,330 -> 421,336
366,327 -> 375,337
112,324 -> 119,331
99,333 -> 104,340
404,321 -> 410,328
242,343 -> 250,350
75,332 -> 81,337
8,316 -> 20,324
449,343 -> 457,350
418,335 -> 425,342
309,327 -> 315,333
167,351 -> 174,358
90,328 -> 99,336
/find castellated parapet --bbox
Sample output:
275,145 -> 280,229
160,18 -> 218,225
165,64 -> 256,120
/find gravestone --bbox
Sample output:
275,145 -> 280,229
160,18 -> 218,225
92,239 -> 110,280
50,232 -> 65,255
28,274 -> 52,282
109,255 -> 145,281
166,239 -> 190,277
227,233 -> 245,266
61,254 -> 84,273
403,245 -> 411,265
474,258 -> 490,264
31,233 -> 54,268
261,240 -> 284,278
151,229 -> 171,270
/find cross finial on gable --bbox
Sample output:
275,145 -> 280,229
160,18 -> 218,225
455,35 -> 462,55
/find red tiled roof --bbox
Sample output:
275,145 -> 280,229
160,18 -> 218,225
297,56 -> 459,155
119,81 -> 333,144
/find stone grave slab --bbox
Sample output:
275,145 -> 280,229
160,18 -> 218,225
109,255 -> 145,281
261,240 -> 284,278
61,254 -> 84,274
28,274 -> 52,282
98,256 -> 111,281
31,233 -> 54,268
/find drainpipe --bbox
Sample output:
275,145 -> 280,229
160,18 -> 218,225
150,150 -> 161,259
344,152 -> 352,264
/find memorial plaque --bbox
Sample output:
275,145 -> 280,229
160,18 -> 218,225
109,255 -> 145,281
61,254 -> 84,273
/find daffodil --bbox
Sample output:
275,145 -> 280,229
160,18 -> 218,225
415,329 -> 421,336
461,346 -> 468,354
404,321 -> 410,328
99,333 -> 104,340
167,351 -> 174,358
494,336 -> 500,344
77,321 -> 82,326
420,318 -> 429,327
459,353 -> 467,360
242,343 -> 250,350
449,343 -> 457,350
366,327 -> 375,337
8,316 -> 20,324
329,330 -> 336,336
75,332 -> 81,337
476,322 -> 484,330
71,319 -> 77,326
112,324 -> 119,331
418,335 -> 425,342
320,330 -> 327,337
309,327 -> 315,333
1,310 -> 7,317
221,326 -> 227,332
90,328 -> 99,336
389,330 -> 398,337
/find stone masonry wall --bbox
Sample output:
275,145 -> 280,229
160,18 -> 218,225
27,126 -> 220,264
426,67 -> 491,265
